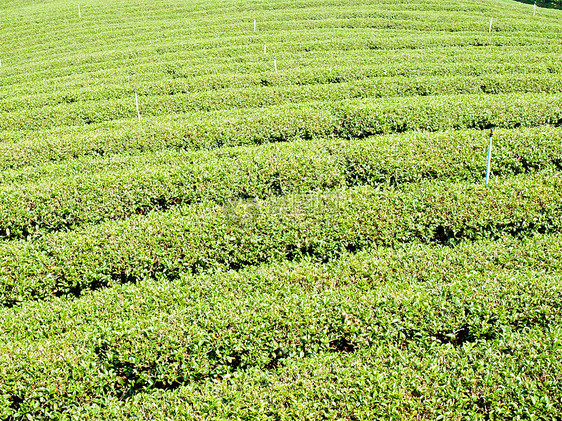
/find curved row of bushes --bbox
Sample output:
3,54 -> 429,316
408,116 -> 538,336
1,172 -> 561,305
0,126 -> 560,240
1,234 -> 561,418
2,73 -> 562,121
1,93 -> 560,166
5,46 -> 561,104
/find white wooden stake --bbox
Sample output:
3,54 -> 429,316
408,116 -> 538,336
489,17 -> 493,33
533,2 -> 537,16
274,56 -> 277,72
78,4 -> 81,18
485,128 -> 494,185
264,43 -> 267,54
254,18 -> 256,32
134,89 -> 141,121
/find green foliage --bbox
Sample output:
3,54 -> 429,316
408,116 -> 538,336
1,237 -> 561,418
1,0 -> 562,418
1,93 -> 561,168
1,172 -> 562,305
0,126 -> 560,241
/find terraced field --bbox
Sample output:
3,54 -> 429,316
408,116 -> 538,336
1,0 -> 562,419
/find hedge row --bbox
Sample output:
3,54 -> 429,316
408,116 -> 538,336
1,173 -> 561,305
7,11 -> 562,58
1,239 -> 561,418
18,26 -> 560,69
7,8 -> 561,72
2,73 -> 562,120
5,232 -> 562,339
5,43 -> 561,100
5,36 -> 562,92
13,32 -> 560,84
65,336 -> 562,420
13,46 -> 562,95
1,93 -> 561,167
11,125 -> 559,184
4,0 -> 560,84
0,126 -> 561,240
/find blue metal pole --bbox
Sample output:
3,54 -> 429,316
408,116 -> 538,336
485,128 -> 493,185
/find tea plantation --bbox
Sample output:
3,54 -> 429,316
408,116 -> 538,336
1,0 -> 562,419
